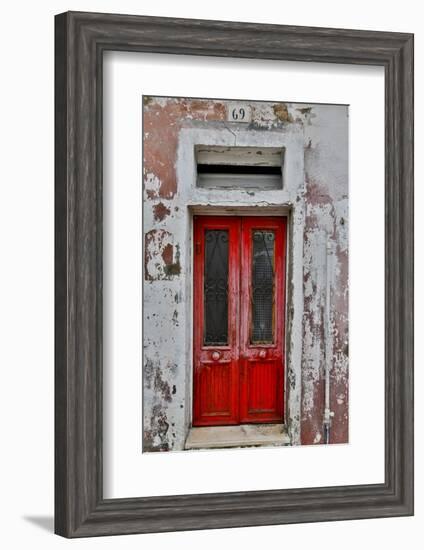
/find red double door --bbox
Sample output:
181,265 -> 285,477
193,216 -> 287,427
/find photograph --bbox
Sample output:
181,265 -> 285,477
142,95 -> 349,452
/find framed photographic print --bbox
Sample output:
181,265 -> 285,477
55,11 -> 414,537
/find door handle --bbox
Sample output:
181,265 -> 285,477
212,351 -> 221,361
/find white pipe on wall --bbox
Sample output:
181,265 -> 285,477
323,238 -> 334,444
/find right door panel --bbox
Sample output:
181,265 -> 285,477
239,217 -> 287,423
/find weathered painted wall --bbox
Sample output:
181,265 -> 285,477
301,105 -> 349,445
142,96 -> 348,451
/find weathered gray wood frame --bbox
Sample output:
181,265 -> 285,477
55,11 -> 414,538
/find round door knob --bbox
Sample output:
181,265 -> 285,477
212,351 -> 221,361
259,350 -> 267,359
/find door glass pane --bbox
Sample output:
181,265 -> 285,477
251,230 -> 275,344
204,230 -> 229,346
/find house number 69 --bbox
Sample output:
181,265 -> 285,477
232,107 -> 245,120
227,103 -> 251,123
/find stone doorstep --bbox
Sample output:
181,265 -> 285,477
184,423 -> 291,450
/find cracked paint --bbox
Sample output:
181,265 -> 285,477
144,229 -> 181,280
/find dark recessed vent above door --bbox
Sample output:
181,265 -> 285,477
195,145 -> 284,190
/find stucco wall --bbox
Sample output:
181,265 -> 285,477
142,96 -> 348,451
301,105 -> 349,444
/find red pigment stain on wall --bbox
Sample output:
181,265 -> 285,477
143,98 -> 226,199
144,228 -> 173,281
161,243 -> 173,266
330,376 -> 349,444
153,202 -> 171,221
305,178 -> 334,207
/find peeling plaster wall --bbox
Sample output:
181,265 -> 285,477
142,96 -> 348,451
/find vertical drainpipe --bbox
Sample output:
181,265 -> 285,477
323,238 -> 334,444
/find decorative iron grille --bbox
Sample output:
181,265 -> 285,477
204,230 -> 229,346
251,230 -> 275,343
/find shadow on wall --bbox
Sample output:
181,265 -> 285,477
22,516 -> 54,533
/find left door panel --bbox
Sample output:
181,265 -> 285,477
193,217 -> 240,426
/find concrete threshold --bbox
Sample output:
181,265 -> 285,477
185,423 -> 291,450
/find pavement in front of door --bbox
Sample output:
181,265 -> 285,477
185,423 -> 291,450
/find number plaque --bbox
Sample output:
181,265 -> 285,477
227,102 -> 252,123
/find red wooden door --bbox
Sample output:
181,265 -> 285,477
193,216 -> 287,427
193,217 -> 241,426
239,217 -> 286,423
